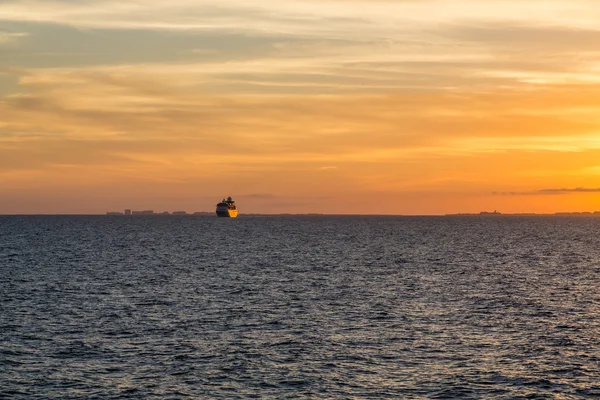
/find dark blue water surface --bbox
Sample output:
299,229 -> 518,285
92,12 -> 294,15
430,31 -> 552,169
2,215 -> 600,399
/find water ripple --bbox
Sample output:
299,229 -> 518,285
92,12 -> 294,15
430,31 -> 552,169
2,215 -> 600,398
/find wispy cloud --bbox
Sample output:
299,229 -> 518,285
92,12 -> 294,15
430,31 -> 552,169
495,188 -> 600,196
540,187 -> 600,193
240,193 -> 277,199
0,29 -> 28,46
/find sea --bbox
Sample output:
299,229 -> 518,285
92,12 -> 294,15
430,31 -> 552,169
1,215 -> 600,399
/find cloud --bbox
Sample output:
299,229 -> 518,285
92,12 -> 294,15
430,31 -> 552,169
5,2 -> 600,95
437,22 -> 600,53
240,193 -> 277,199
5,65 -> 600,167
0,29 -> 28,46
494,188 -> 600,196
0,1 -> 373,35
540,187 -> 600,193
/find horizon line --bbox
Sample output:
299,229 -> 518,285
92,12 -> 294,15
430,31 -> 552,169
2,211 -> 600,217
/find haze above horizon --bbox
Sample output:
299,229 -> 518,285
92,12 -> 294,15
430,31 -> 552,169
2,0 -> 600,215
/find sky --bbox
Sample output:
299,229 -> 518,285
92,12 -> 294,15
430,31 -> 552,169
2,0 -> 600,214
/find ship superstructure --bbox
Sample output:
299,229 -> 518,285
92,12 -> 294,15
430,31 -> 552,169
216,196 -> 239,218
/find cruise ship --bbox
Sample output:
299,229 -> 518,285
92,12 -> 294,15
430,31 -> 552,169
216,196 -> 239,218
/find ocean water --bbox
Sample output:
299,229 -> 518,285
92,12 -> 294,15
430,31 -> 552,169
2,215 -> 600,399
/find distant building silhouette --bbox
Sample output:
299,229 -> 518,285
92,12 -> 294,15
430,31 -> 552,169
479,210 -> 501,215
132,210 -> 154,215
124,209 -> 131,216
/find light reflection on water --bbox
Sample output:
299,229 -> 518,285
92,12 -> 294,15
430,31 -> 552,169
1,215 -> 600,398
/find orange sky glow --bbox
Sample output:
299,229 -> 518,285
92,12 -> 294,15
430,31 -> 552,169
2,0 -> 600,214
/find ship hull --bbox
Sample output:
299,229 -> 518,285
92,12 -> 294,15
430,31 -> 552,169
216,209 -> 238,218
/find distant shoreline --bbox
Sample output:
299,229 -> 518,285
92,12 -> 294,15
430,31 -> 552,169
2,212 -> 600,217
